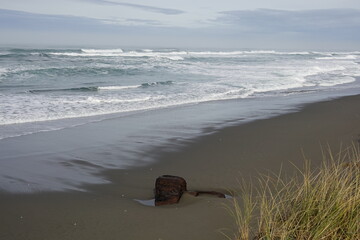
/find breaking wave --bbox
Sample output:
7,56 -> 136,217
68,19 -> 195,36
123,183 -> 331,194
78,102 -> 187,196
28,81 -> 174,94
316,55 -> 358,60
141,81 -> 173,87
29,87 -> 99,93
98,85 -> 140,90
81,48 -> 124,54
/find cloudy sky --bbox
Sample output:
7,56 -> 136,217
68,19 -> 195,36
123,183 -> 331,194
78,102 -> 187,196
1,0 -> 360,49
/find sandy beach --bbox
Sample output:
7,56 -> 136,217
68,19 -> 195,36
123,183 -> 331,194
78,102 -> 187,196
1,94 -> 360,240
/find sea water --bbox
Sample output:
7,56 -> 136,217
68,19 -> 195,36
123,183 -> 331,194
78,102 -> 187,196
0,47 -> 360,192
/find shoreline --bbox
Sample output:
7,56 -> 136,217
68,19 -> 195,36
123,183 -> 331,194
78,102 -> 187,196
1,94 -> 360,239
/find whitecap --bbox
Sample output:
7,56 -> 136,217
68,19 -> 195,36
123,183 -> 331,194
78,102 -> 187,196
81,48 -> 124,54
0,67 -> 8,77
98,85 -> 141,90
246,50 -> 277,54
186,50 -> 311,56
276,51 -> 311,55
316,55 -> 358,60
164,56 -> 184,61
50,52 -> 121,57
50,49 -> 125,57
187,51 -> 244,55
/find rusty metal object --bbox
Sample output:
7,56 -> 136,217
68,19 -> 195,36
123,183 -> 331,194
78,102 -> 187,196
155,175 -> 187,206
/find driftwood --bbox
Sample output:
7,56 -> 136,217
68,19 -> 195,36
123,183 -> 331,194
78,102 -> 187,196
154,175 -> 226,206
187,191 -> 225,198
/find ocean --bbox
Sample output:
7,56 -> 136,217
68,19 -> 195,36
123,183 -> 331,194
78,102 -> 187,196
0,47 -> 360,192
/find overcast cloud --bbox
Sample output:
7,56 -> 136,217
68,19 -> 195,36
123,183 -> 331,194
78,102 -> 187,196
217,9 -> 360,32
82,0 -> 185,15
0,0 -> 360,49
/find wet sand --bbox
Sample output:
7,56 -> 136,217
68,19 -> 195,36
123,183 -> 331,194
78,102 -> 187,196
1,94 -> 360,240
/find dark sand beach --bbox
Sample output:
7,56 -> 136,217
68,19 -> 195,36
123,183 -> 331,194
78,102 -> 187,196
1,94 -> 360,240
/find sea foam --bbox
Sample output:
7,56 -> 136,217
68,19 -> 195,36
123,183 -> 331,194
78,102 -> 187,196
316,55 -> 358,60
81,48 -> 124,53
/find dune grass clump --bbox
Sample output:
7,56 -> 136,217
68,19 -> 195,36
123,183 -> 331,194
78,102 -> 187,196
230,146 -> 360,240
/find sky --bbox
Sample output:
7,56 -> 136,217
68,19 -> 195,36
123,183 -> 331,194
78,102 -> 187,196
1,0 -> 360,50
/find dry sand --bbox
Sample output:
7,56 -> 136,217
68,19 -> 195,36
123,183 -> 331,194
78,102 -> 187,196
1,94 -> 360,240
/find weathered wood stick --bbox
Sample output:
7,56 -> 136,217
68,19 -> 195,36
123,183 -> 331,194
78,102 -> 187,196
186,191 -> 225,198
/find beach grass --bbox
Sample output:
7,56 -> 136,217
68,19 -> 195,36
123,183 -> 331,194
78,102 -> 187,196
229,145 -> 360,240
